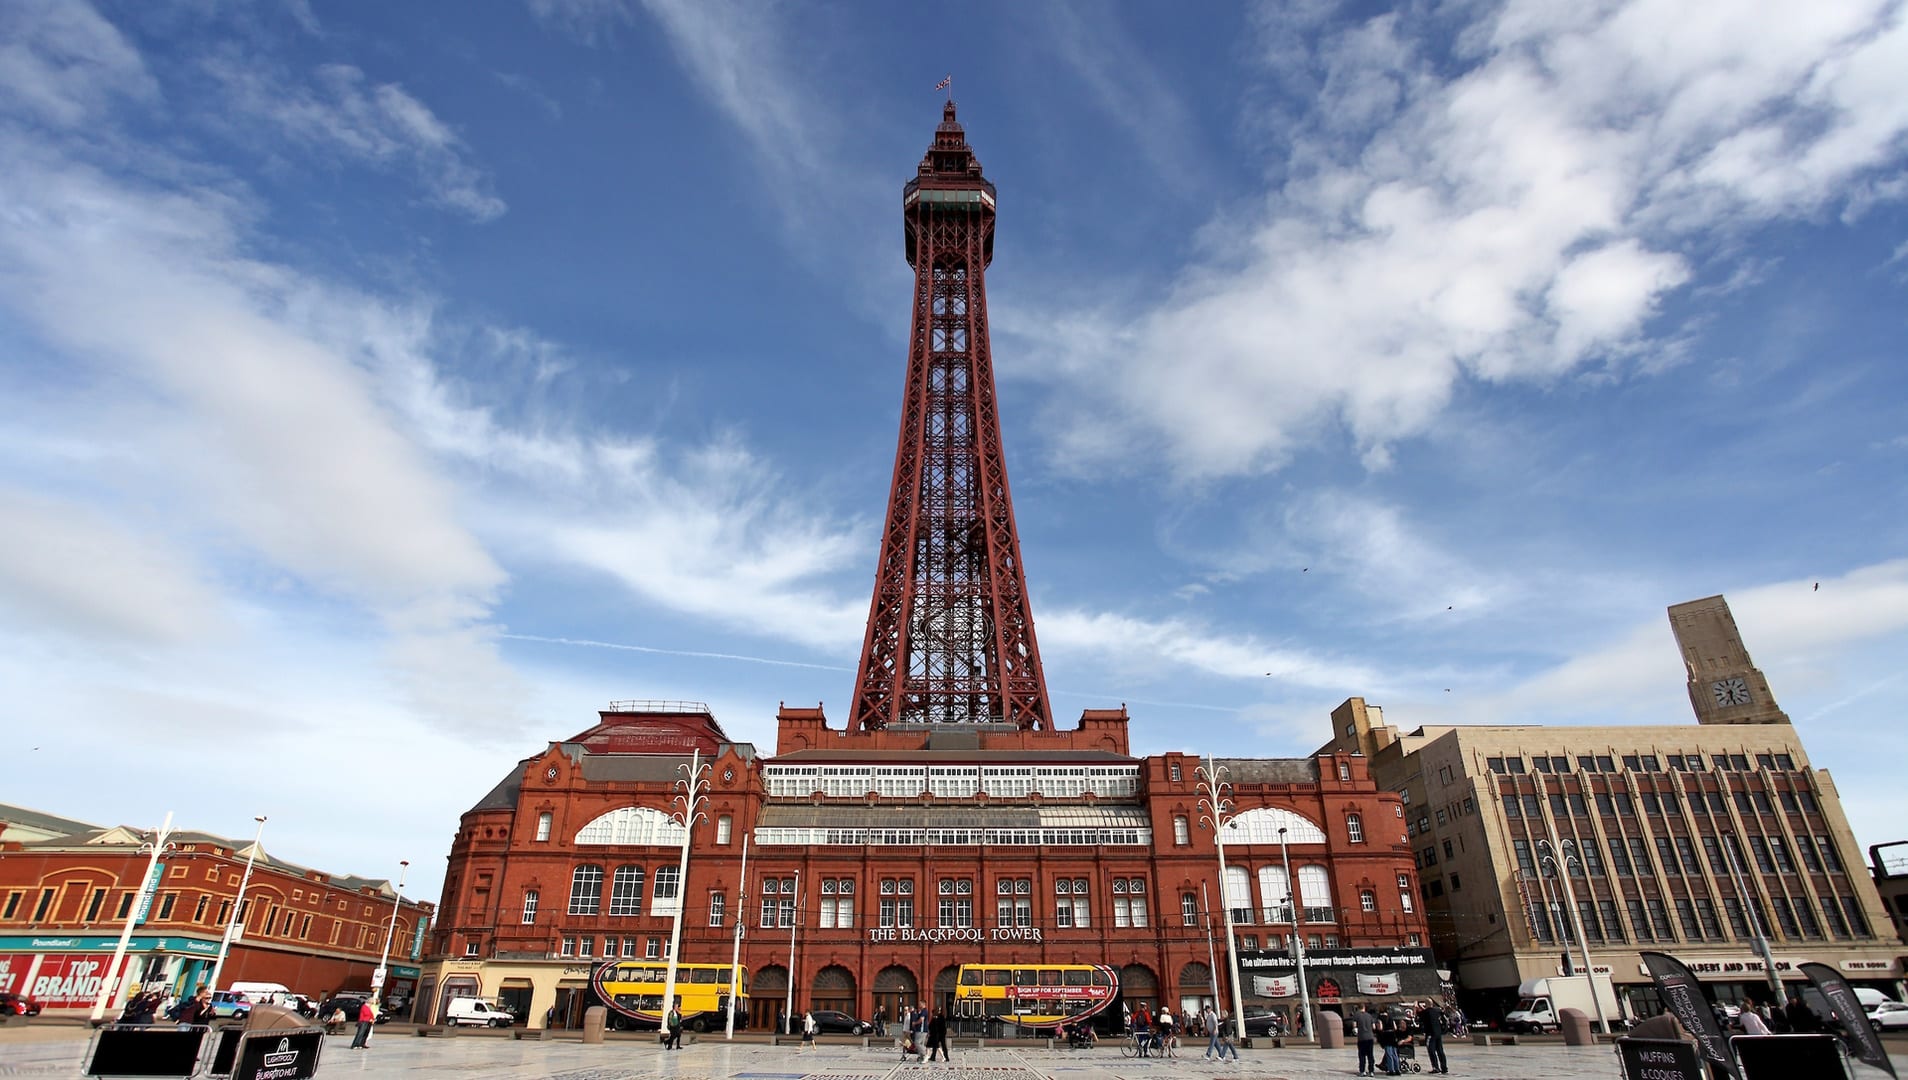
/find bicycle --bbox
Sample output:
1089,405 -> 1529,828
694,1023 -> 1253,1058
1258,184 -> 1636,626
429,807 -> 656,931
1118,1030 -> 1161,1058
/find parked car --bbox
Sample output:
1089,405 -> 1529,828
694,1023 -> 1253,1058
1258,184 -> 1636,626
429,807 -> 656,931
209,991 -> 252,1020
1240,1008 -> 1287,1037
1871,1002 -> 1908,1032
0,991 -> 44,1017
445,998 -> 514,1028
806,1010 -> 873,1035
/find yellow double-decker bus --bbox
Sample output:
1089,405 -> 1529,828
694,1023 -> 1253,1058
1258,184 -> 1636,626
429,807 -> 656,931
588,962 -> 749,1032
953,964 -> 1119,1032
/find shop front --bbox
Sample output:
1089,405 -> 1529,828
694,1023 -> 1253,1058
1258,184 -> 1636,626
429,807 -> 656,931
0,934 -> 222,1014
416,958 -> 594,1029
1236,947 -> 1441,1030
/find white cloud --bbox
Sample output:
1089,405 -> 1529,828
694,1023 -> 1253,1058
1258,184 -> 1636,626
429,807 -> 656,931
0,488 -> 229,645
1038,608 -> 1387,694
1007,0 -> 1908,479
204,59 -> 505,221
0,0 -> 156,126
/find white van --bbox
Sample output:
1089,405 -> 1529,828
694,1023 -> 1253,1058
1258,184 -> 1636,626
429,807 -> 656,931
445,997 -> 514,1028
228,982 -> 295,1006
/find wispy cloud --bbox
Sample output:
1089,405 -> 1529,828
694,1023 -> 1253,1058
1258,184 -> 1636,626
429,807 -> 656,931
204,58 -> 506,221
1007,0 -> 1908,480
0,0 -> 157,126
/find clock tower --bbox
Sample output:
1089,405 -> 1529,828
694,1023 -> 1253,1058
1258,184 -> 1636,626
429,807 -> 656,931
1667,594 -> 1790,725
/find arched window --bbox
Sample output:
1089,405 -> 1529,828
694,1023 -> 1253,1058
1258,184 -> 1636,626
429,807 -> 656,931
1298,866 -> 1332,922
1225,808 -> 1327,845
1256,866 -> 1291,923
568,865 -> 603,916
1224,865 -> 1253,925
575,806 -> 686,846
1346,813 -> 1365,843
608,866 -> 644,916
1359,889 -> 1377,912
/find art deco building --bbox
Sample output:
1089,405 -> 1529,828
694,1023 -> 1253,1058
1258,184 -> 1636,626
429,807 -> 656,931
0,804 -> 432,1015
1317,595 -> 1902,1019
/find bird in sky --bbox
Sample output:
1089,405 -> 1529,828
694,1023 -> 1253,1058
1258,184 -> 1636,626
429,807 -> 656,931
1446,605 -> 1454,610
1814,582 -> 1819,591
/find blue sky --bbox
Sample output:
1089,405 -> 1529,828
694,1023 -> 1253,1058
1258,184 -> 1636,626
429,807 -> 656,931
1,0 -> 1905,906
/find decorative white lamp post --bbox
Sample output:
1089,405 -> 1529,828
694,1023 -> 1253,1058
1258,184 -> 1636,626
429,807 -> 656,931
1195,757 -> 1249,1045
207,815 -> 267,993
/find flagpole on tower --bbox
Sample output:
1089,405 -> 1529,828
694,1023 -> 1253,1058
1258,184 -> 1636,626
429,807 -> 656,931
935,74 -> 952,101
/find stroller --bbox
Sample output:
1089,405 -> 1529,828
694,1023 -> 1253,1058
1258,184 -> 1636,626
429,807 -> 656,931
1387,1033 -> 1424,1074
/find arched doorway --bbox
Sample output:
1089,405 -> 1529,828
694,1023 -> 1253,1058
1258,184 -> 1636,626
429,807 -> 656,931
873,964 -> 919,1031
1178,961 -> 1214,1021
438,976 -> 478,1026
753,964 -> 788,1032
934,965 -> 961,1021
812,965 -> 857,1017
1121,963 -> 1159,1014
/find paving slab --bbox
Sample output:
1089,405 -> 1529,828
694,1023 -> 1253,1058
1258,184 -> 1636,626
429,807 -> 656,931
1,1028 -> 1901,1080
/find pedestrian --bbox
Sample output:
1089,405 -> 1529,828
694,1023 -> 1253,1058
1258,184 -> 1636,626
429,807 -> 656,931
1784,992 -> 1819,1033
928,1007 -> 950,1061
172,988 -> 216,1029
1419,1001 -> 1449,1075
1376,1011 -> 1401,1075
1739,1004 -> 1771,1037
911,1001 -> 929,1062
874,1005 -> 887,1037
349,999 -> 376,1049
119,990 -> 159,1026
800,1009 -> 816,1049
1156,1005 -> 1177,1057
1352,1004 -> 1379,1076
1201,1003 -> 1234,1060
665,997 -> 684,1050
1132,1002 -> 1153,1056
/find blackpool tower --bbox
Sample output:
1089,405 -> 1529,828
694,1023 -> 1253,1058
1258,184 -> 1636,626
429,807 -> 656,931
847,103 -> 1053,733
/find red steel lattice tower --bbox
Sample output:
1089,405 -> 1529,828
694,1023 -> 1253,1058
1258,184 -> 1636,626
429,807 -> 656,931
848,103 -> 1053,732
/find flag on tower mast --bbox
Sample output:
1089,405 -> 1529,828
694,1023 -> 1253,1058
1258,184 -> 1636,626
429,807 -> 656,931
935,74 -> 951,95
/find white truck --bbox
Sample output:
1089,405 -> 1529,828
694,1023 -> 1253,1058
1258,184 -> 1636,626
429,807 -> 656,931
1503,975 -> 1627,1034
444,997 -> 515,1028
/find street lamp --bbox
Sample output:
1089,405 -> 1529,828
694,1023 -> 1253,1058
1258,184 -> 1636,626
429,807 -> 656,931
1277,825 -> 1312,1041
784,868 -> 801,1034
90,812 -> 178,1024
662,749 -> 712,1029
1195,757 -> 1249,1045
208,815 -> 267,993
1720,833 -> 1782,999
1535,838 -> 1608,1034
375,860 -> 410,1010
724,835 -> 749,1039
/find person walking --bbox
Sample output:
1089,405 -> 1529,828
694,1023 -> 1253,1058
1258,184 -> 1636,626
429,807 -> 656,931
800,1009 -> 816,1049
1201,1004 -> 1237,1060
927,1007 -> 950,1061
1420,1001 -> 1449,1075
1352,1004 -> 1379,1076
910,1002 -> 929,1062
664,998 -> 684,1050
1739,1004 -> 1771,1037
874,1005 -> 887,1037
1377,1011 -> 1402,1075
349,999 -> 377,1049
172,988 -> 217,1028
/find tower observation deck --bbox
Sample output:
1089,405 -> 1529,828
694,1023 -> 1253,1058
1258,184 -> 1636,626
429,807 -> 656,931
848,103 -> 1052,733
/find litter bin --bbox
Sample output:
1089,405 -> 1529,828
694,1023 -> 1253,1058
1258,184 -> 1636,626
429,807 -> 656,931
582,1006 -> 607,1045
1559,1007 -> 1594,1045
1315,1007 -> 1345,1049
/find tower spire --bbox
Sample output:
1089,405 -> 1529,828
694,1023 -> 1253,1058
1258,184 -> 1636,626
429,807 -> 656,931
847,107 -> 1053,732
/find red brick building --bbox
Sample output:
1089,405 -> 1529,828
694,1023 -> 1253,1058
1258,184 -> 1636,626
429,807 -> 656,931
421,701 -> 1431,1030
0,805 -> 432,1015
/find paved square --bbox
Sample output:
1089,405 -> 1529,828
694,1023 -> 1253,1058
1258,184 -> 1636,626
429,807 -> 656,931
1,1029 -> 1901,1080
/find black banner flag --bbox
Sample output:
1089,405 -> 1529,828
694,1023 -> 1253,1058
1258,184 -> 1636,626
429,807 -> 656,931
1799,961 -> 1897,1079
1641,951 -> 1739,1080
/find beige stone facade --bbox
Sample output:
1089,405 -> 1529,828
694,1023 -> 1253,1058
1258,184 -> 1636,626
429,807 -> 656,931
1318,704 -> 1901,1020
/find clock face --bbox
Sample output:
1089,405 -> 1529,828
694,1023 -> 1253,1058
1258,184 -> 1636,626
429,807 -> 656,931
545,766 -> 559,780
722,767 -> 735,783
1710,677 -> 1752,707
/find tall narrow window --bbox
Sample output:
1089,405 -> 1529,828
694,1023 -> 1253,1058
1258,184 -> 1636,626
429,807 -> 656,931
568,865 -> 604,916
609,866 -> 644,916
652,866 -> 682,916
1347,814 -> 1365,843
1297,866 -> 1332,922
522,890 -> 539,924
1173,816 -> 1190,845
1257,865 -> 1291,923
536,812 -> 552,841
709,892 -> 726,928
1181,893 -> 1199,927
716,815 -> 733,845
1359,890 -> 1377,912
1223,866 -> 1253,925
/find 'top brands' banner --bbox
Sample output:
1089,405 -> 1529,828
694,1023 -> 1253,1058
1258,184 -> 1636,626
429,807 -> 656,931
28,954 -> 130,1007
